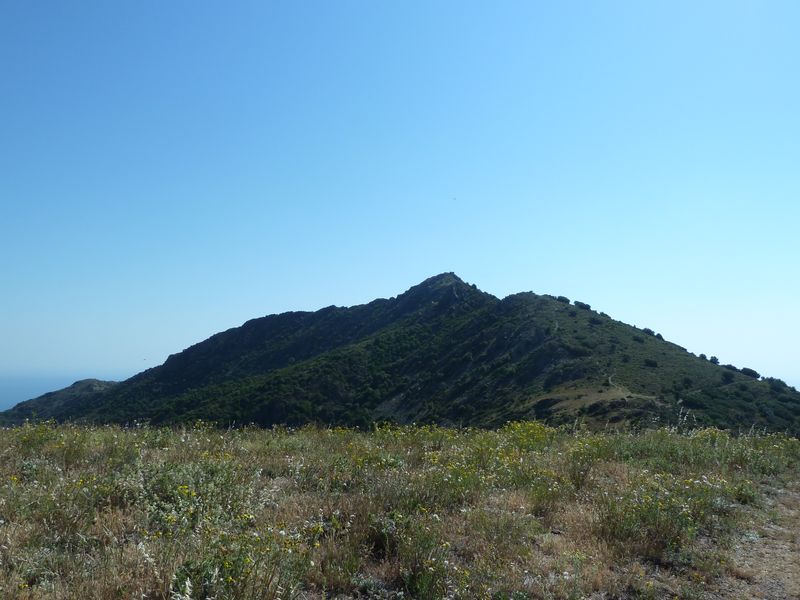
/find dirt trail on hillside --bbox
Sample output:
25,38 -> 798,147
708,483 -> 800,600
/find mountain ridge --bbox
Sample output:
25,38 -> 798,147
4,274 -> 799,431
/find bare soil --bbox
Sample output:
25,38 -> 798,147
708,482 -> 800,600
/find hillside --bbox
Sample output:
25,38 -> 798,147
4,273 -> 799,431
5,379 -> 119,422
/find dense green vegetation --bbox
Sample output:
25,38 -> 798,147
0,421 -> 797,599
4,274 -> 799,432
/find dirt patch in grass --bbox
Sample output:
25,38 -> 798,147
708,482 -> 800,600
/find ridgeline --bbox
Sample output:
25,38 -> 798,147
4,274 -> 799,431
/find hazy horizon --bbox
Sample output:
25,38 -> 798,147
0,374 -> 118,411
2,2 -> 799,410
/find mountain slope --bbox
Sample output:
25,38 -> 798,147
3,274 -> 799,431
6,379 -> 119,421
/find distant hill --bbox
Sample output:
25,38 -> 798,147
6,379 -> 119,421
3,273 -> 799,431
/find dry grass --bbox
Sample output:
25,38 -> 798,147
0,421 -> 797,599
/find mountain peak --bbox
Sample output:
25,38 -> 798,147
4,276 -> 798,433
418,272 -> 465,288
395,273 -> 490,309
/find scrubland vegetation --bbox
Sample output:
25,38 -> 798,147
0,421 -> 798,599
12,276 -> 799,434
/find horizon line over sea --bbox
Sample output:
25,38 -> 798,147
0,373 -> 132,412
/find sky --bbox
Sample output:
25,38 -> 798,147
1,1 -> 799,408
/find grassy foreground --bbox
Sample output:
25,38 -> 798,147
0,422 -> 798,599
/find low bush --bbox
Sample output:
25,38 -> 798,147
740,367 -> 760,379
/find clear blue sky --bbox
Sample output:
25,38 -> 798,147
2,1 -> 799,407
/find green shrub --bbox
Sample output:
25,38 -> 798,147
596,471 -> 736,560
740,367 -> 760,379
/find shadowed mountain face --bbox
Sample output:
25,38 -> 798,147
4,379 -> 119,422
4,273 -> 799,432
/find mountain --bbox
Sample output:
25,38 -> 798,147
6,379 -> 119,421
3,273 -> 799,431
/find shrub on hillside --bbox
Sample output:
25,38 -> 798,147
740,367 -> 760,379
765,378 -> 788,392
